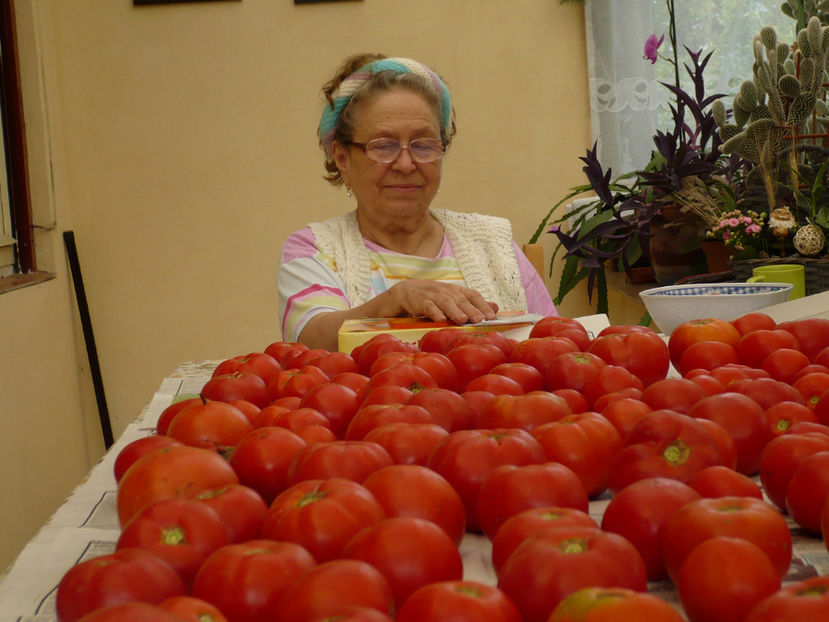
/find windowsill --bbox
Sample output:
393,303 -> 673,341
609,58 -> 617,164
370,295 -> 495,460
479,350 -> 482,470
0,271 -> 54,294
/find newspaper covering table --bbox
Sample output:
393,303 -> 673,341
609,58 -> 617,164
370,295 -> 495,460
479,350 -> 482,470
2,342 -> 828,620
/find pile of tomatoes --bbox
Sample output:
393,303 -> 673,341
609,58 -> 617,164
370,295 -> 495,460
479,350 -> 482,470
55,314 -> 829,622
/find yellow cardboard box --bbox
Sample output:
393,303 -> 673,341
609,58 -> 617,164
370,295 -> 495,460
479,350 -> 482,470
337,312 -> 612,353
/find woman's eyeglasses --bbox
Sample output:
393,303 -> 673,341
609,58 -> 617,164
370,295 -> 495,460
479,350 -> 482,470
348,137 -> 446,163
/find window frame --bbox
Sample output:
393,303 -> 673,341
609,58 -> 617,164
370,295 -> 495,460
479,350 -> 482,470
0,0 -> 35,276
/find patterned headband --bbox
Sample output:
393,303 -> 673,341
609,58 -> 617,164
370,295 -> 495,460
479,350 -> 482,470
319,57 -> 452,158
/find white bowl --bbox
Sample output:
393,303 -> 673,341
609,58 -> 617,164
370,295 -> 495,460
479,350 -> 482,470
639,282 -> 793,335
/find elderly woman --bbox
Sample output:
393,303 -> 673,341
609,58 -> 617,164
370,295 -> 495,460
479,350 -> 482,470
278,54 -> 556,351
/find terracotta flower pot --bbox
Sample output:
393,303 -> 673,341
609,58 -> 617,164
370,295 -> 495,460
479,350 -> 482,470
701,239 -> 732,273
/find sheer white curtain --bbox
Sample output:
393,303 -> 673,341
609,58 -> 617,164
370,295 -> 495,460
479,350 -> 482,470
584,0 -> 796,177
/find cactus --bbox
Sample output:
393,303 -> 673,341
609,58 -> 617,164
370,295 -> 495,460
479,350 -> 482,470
780,0 -> 829,31
714,17 -> 827,210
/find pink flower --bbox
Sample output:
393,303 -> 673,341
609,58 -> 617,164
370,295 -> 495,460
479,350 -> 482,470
728,218 -> 740,227
644,34 -> 665,64
746,224 -> 761,234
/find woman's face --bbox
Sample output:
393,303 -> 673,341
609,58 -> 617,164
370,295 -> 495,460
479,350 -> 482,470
332,88 -> 443,225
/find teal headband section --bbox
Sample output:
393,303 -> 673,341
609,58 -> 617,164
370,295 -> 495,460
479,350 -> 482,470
319,57 -> 452,157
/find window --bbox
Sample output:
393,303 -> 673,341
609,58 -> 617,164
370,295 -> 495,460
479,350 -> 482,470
584,0 -> 794,175
0,0 -> 53,290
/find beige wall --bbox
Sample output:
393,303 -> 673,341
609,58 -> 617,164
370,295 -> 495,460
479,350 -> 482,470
0,0 -> 591,570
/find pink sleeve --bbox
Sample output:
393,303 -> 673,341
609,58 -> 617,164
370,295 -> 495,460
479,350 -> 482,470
513,242 -> 557,316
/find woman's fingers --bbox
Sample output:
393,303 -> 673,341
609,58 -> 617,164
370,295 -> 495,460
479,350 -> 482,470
393,280 -> 496,324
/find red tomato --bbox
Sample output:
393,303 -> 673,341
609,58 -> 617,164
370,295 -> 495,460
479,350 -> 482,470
427,428 -> 546,532
228,426 -> 306,503
549,587 -> 684,622
490,506 -> 597,573
362,464 -> 465,545
552,388 -> 591,414
640,377 -> 707,413
529,316 -> 591,350
759,431 -> 829,510
777,318 -> 829,361
686,372 -> 726,396
192,484 -> 268,544
158,596 -> 228,622
744,576 -> 829,621
817,345 -> 829,367
728,377 -> 805,409
287,440 -> 393,485
497,526 -> 647,622
306,607 -> 393,622
345,403 -> 433,441
117,445 -> 239,527
608,410 -> 722,494
342,517 -> 463,609
581,365 -> 644,408
669,318 -> 742,367
600,477 -> 701,581
785,450 -> 829,533
764,401 -> 819,437
332,371 -> 370,399
709,363 -> 770,387
544,352 -> 607,392
363,422 -> 449,466
466,373 -> 525,395
114,435 -> 183,483
363,361 -> 439,395
282,347 -> 329,370
166,399 -> 253,453
686,465 -> 763,499
418,327 -> 468,354
446,343 -> 509,391
587,330 -> 670,386
71,602 -> 184,622
462,390 -> 496,421
677,536 -> 780,622
737,329 -> 801,369
156,397 -> 201,435
264,341 -> 309,368
446,330 -> 515,357
600,397 -> 652,442
276,559 -> 394,622
589,386 -> 645,412
490,362 -> 545,393
312,351 -> 359,377
201,371 -> 271,409
509,336 -> 580,379
369,351 -> 460,391
694,417 -> 739,471
793,372 -> 829,409
192,539 -> 316,622
677,340 -> 739,375
731,312 -> 776,335
794,363 -> 829,381
476,391 -> 572,432
56,549 -> 186,622
116,499 -> 230,590
816,388 -> 829,426
356,334 -> 418,375
762,348 -> 811,384
531,412 -> 623,497
299,381 -> 362,439
396,581 -> 521,622
255,406 -> 333,439
687,391 -> 772,475
268,365 -> 330,400
213,352 -> 282,384
262,478 -> 385,562
660,496 -> 792,582
476,462 -> 589,540
406,387 -> 476,432
359,384 -> 414,407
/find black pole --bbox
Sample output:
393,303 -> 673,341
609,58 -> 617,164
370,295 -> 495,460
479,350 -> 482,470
63,230 -> 114,449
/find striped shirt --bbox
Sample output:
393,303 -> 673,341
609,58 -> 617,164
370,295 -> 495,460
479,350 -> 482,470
277,226 -> 556,342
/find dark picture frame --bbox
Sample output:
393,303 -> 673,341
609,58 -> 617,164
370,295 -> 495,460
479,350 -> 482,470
134,0 -> 240,5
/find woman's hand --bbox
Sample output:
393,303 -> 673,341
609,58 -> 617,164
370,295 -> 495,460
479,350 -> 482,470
297,280 -> 498,352
381,279 -> 498,325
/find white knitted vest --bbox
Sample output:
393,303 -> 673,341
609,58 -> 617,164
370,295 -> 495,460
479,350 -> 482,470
309,208 -> 528,312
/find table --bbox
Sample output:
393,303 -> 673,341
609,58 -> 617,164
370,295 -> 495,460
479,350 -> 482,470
1,360 -> 828,622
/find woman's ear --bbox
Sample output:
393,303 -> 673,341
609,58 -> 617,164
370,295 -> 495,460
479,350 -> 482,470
331,141 -> 351,186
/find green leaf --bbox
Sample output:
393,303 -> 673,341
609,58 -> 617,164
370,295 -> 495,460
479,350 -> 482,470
553,255 -> 587,305
595,269 -> 609,316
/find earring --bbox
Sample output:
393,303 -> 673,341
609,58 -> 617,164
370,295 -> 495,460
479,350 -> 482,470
346,185 -> 352,198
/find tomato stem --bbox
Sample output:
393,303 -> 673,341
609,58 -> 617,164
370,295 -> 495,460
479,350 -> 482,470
662,439 -> 690,466
161,526 -> 187,545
